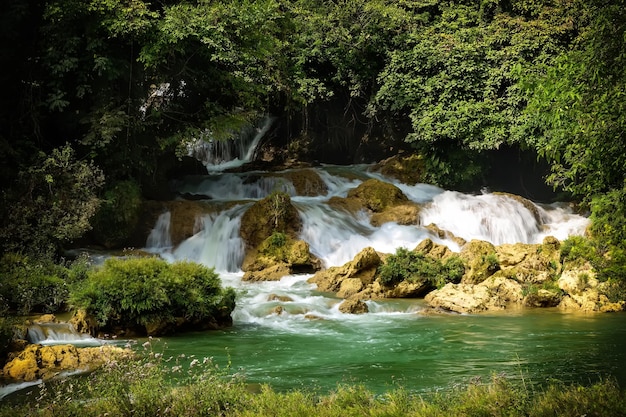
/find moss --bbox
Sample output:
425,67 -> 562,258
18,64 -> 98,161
373,153 -> 426,185
347,178 -> 408,212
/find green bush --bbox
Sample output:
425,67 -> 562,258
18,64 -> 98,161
69,257 -> 236,335
378,247 -> 465,289
0,253 -> 70,314
560,235 -> 598,266
92,180 -> 143,248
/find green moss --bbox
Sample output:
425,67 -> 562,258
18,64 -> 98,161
347,179 -> 407,212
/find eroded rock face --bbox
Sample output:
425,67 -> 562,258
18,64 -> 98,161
282,169 -> 328,196
240,192 -> 302,249
308,247 -> 381,293
372,154 -> 425,185
2,344 -> 132,381
338,298 -> 369,314
459,240 -> 499,284
425,274 -> 524,314
242,237 -> 321,281
328,178 -> 419,227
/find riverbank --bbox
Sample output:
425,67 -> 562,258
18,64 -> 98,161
2,351 -> 624,417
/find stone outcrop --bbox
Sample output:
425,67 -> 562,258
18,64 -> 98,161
338,298 -> 369,314
240,192 -> 302,249
2,344 -> 132,381
282,169 -> 328,196
308,247 -> 381,293
372,154 -> 425,185
328,178 -> 420,226
242,236 -> 321,281
459,240 -> 499,285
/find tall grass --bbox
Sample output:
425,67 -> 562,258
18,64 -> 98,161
2,342 -> 625,417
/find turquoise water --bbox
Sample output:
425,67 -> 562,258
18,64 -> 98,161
158,303 -> 626,394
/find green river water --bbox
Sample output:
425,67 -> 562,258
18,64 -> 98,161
159,299 -> 626,394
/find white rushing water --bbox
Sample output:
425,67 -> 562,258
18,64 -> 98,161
26,322 -> 103,347
145,165 -> 590,330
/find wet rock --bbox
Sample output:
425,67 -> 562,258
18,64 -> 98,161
2,344 -> 132,381
459,240 -> 499,284
347,178 -> 408,212
493,192 -> 542,224
372,153 -> 426,185
282,169 -> 328,196
268,294 -> 294,302
308,247 -> 381,294
524,289 -> 563,307
370,203 -> 420,227
425,274 -> 523,314
414,238 -> 454,260
338,298 -> 369,314
242,237 -> 321,281
240,192 -> 302,249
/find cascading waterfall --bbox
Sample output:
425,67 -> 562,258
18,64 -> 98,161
146,211 -> 172,249
186,116 -> 275,172
26,323 -> 101,347
153,165 -> 590,331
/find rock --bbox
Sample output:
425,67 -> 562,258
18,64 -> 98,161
308,247 -> 381,294
268,294 -> 294,302
33,314 -> 58,324
414,238 -> 453,260
459,240 -> 499,284
69,309 -> 98,336
272,306 -> 284,315
282,169 -> 328,196
558,266 -> 593,295
425,274 -> 523,314
337,278 -> 365,299
382,280 -> 432,298
240,192 -> 302,249
495,238 -> 561,284
338,298 -> 369,314
347,179 -> 408,212
372,154 -> 425,185
242,237 -> 321,281
524,289 -> 562,307
370,203 -> 420,226
2,344 -> 132,381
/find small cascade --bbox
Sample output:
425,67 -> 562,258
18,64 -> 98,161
163,205 -> 248,273
26,323 -> 101,347
419,191 -> 548,245
175,173 -> 297,201
146,211 -> 172,249
187,116 -> 274,172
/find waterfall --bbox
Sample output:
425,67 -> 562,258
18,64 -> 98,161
187,116 -> 275,171
159,205 -> 248,273
26,323 -> 101,347
146,211 -> 172,249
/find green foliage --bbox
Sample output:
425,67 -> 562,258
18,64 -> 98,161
2,358 -> 626,417
560,235 -> 597,266
520,2 -> 626,198
0,144 -> 104,255
378,247 -> 464,289
69,257 -> 235,335
0,253 -> 71,314
92,179 -> 143,248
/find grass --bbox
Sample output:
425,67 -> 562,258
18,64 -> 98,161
2,345 -> 625,417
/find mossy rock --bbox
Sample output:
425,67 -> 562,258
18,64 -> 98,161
347,179 -> 408,212
373,153 -> 426,185
459,240 -> 499,285
283,169 -> 328,196
240,192 -> 302,249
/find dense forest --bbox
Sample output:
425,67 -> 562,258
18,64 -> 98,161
1,0 -> 626,312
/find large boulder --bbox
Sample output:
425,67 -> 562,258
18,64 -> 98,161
282,169 -> 328,196
425,274 -> 523,314
494,237 -> 561,284
308,247 -> 381,293
2,344 -> 132,381
242,236 -> 321,281
372,153 -> 426,185
240,192 -> 302,249
347,178 -> 408,212
338,298 -> 369,314
459,240 -> 499,284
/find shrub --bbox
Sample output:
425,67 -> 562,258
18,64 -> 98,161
560,235 -> 598,266
0,253 -> 70,314
69,257 -> 236,335
378,247 -> 464,288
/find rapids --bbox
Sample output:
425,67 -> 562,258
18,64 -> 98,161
131,164 -> 626,395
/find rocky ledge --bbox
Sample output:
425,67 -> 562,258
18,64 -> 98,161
308,236 -> 626,314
